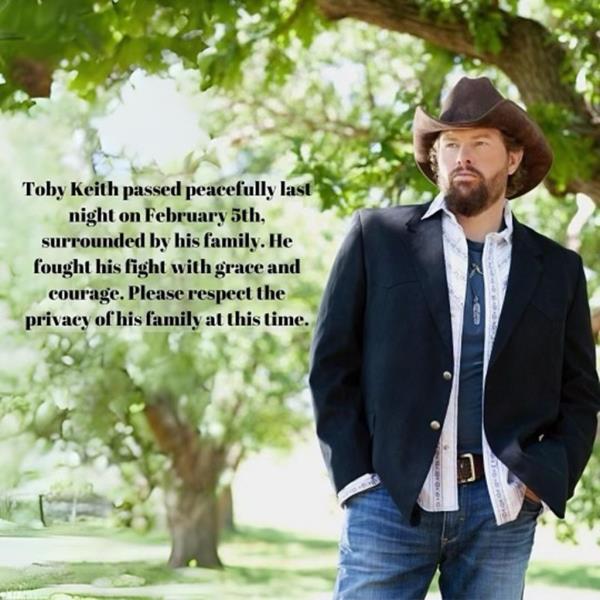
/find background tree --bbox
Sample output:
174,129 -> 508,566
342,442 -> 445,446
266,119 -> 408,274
0,82 -> 341,567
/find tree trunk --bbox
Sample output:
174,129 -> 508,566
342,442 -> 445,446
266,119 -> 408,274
218,484 -> 235,532
144,397 -> 227,569
165,485 -> 222,568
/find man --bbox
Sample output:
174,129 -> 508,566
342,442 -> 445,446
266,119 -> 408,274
309,76 -> 600,599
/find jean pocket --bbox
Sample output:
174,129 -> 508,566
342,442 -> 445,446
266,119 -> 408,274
521,495 -> 543,517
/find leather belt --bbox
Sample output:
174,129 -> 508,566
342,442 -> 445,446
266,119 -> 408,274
457,453 -> 484,484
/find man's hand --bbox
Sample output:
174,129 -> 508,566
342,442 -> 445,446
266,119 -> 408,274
524,487 -> 541,503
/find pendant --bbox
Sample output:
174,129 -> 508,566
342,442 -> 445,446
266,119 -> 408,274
473,297 -> 481,326
470,262 -> 483,278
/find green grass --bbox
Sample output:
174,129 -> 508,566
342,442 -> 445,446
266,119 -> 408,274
0,519 -> 169,544
0,525 -> 338,597
527,562 -> 600,590
0,562 -> 173,591
0,524 -> 598,598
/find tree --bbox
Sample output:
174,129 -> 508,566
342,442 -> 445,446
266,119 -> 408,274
0,85 -> 341,567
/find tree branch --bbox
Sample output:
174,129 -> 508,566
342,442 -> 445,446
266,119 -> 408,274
9,57 -> 52,98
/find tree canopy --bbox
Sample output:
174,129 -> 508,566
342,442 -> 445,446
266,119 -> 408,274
0,0 -> 599,204
0,74 -> 341,566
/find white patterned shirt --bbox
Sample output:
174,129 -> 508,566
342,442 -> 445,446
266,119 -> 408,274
338,193 -> 547,525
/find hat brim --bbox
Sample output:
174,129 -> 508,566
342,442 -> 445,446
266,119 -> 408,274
413,99 -> 553,198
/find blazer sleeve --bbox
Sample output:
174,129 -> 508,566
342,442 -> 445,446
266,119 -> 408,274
550,255 -> 600,498
308,210 -> 373,493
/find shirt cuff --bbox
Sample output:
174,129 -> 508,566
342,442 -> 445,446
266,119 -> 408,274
337,473 -> 381,506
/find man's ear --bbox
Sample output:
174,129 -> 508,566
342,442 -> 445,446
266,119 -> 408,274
508,148 -> 524,175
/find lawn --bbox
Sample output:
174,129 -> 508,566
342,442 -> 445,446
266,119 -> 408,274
0,522 -> 598,598
0,524 -> 338,598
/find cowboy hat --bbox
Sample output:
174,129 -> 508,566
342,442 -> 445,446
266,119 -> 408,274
413,76 -> 553,198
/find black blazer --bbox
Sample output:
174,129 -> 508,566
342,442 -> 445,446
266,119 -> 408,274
309,201 -> 600,521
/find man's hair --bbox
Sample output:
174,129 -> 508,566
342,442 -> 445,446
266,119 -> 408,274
428,131 -> 527,197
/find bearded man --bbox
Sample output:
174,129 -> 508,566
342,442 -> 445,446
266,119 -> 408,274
309,76 -> 600,599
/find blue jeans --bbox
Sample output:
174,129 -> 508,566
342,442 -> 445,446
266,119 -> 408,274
335,478 -> 541,599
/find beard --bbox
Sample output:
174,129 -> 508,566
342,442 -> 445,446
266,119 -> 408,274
444,166 -> 507,217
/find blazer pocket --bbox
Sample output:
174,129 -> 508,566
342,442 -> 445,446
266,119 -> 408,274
382,278 -> 419,290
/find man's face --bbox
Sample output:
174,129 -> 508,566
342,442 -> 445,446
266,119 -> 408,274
436,127 -> 523,217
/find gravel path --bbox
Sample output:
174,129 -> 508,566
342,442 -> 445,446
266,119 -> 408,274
0,535 -> 169,569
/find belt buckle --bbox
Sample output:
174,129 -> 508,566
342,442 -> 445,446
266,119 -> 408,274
460,453 -> 476,483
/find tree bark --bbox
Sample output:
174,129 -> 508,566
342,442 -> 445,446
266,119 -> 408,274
316,0 -> 600,206
10,57 -> 52,98
218,484 -> 235,532
145,397 -> 226,568
165,483 -> 222,568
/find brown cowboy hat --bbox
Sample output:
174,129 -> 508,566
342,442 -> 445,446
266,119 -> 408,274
413,76 -> 553,198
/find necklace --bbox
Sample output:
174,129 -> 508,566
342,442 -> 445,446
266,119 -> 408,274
468,261 -> 483,326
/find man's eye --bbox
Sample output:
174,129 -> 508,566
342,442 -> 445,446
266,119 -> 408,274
475,141 -> 487,146
445,142 -> 458,148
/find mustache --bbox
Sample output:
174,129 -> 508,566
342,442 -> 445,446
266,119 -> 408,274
451,167 -> 483,180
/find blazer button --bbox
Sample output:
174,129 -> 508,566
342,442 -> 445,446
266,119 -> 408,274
430,420 -> 441,430
443,371 -> 452,380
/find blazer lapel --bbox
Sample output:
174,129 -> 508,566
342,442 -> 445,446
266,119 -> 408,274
488,215 -> 543,370
406,208 -> 454,358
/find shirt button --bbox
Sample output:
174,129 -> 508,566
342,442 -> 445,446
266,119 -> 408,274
443,371 -> 452,380
430,420 -> 441,431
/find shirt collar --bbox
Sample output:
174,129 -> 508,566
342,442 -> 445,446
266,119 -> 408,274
421,192 -> 513,242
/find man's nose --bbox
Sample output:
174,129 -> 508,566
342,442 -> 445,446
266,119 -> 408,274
455,145 -> 473,166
